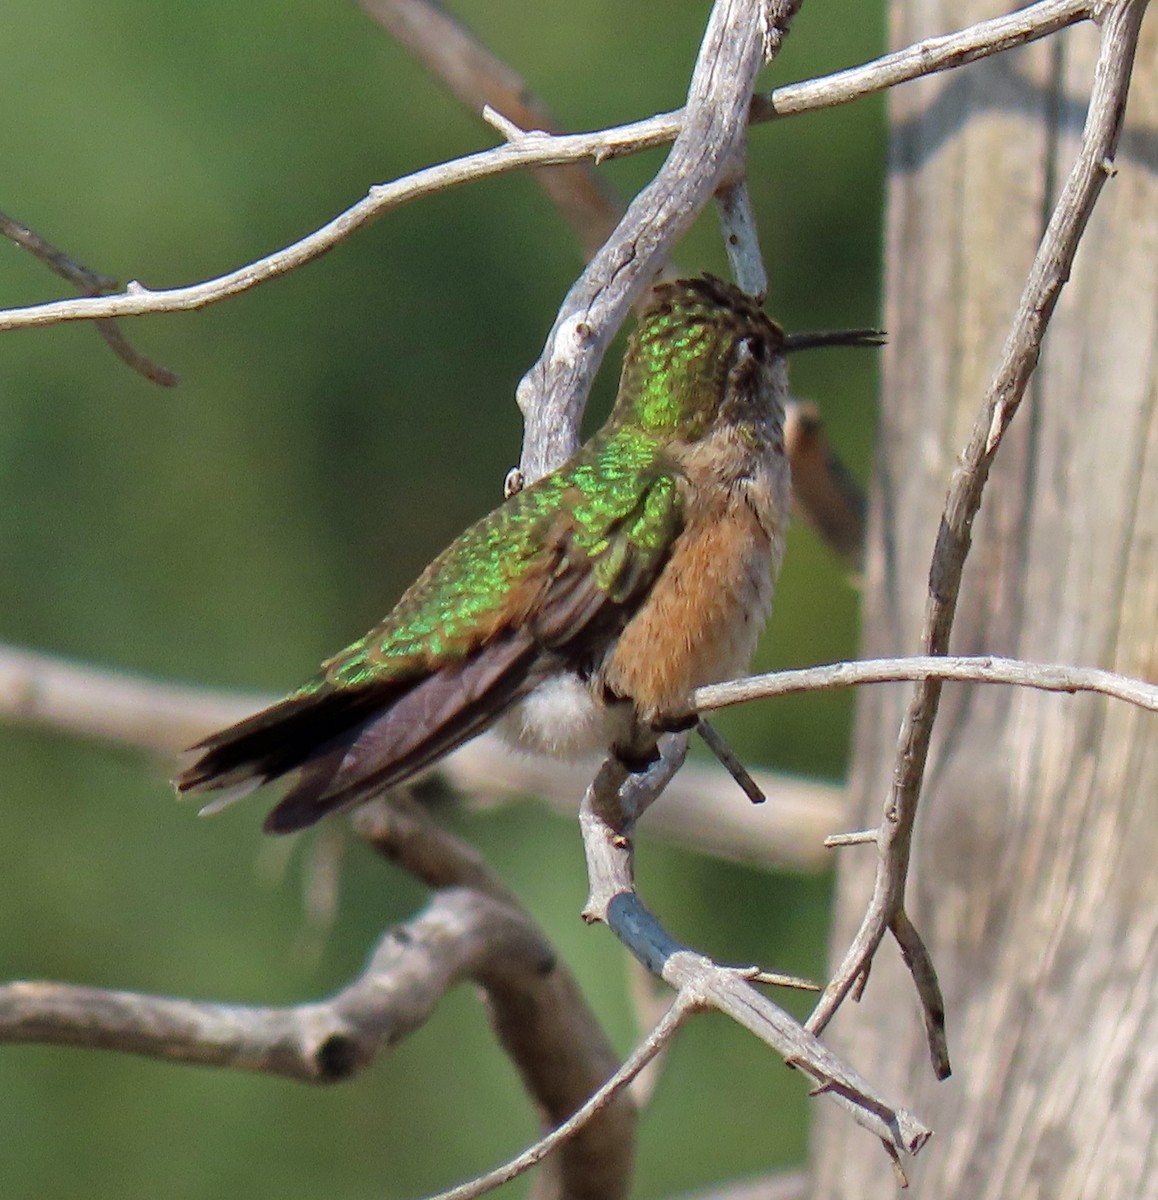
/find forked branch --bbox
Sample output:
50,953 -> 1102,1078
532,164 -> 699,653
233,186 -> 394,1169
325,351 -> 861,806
0,0 -> 1100,342
804,0 -> 1152,1072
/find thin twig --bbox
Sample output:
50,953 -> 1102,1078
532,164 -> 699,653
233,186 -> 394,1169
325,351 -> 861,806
0,208 -> 178,386
694,654 -> 1158,714
419,995 -> 694,1200
696,718 -> 767,804
824,830 -> 878,848
806,0 -> 1151,1059
0,0 -> 1096,338
749,0 -> 1092,121
357,0 -> 622,261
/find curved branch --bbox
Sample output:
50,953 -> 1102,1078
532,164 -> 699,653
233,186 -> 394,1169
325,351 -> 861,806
577,748 -> 932,1168
694,654 -> 1158,713
0,0 -> 1095,337
0,888 -> 553,1083
352,794 -> 635,1200
806,0 -> 1152,1063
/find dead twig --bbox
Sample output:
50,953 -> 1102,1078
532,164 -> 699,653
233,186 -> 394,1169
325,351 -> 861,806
578,746 -> 932,1168
694,654 -> 1158,714
804,0 -> 1152,1080
0,1 -> 1098,340
0,208 -> 177,386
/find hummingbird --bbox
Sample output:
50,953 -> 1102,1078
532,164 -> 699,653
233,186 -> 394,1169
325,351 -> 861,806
177,275 -> 880,833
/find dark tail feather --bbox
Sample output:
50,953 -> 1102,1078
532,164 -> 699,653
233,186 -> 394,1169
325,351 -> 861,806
178,629 -> 542,834
263,633 -> 542,833
176,685 -> 393,799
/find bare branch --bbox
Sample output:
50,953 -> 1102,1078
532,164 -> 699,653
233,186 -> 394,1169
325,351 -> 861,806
695,718 -> 768,805
0,642 -> 843,871
0,643 -> 265,751
889,910 -> 949,1082
749,0 -> 1092,121
357,0 -> 622,261
806,0 -> 1152,1062
577,748 -> 933,1161
0,0 -> 1096,339
0,208 -> 178,386
352,795 -> 635,1200
715,178 -> 768,299
513,0 -> 785,480
5,788 -> 637,1200
0,888 -> 555,1083
695,654 -> 1158,714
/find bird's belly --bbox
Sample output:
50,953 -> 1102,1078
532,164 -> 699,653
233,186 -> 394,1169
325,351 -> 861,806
495,673 -> 631,759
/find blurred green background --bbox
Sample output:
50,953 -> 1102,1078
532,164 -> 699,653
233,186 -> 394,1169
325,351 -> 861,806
0,2 -> 884,1197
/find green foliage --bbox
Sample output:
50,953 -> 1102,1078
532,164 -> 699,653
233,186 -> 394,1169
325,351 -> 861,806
0,1 -> 884,1196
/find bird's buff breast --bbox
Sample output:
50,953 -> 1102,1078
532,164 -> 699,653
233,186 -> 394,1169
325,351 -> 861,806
500,439 -> 790,756
496,501 -> 783,760
601,481 -> 784,723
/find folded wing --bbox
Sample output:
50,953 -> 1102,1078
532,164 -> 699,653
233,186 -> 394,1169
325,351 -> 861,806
177,459 -> 684,833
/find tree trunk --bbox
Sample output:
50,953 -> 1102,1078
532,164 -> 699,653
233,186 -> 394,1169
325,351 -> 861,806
812,5 -> 1158,1197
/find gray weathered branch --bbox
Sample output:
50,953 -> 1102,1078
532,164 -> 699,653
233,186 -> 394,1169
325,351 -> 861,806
0,641 -> 842,871
805,0 -> 1152,1068
0,0 -> 1097,339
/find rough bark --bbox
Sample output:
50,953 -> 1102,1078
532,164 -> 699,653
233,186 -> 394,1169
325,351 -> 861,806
813,5 -> 1157,1198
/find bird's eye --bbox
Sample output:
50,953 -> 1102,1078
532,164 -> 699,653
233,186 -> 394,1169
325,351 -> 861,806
734,335 -> 765,367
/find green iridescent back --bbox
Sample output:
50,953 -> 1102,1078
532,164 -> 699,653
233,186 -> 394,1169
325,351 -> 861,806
302,425 -> 678,692
293,275 -> 771,698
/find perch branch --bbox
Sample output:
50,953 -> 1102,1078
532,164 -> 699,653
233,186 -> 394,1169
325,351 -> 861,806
578,747 -> 932,1170
694,654 -> 1158,714
0,0 -> 1097,338
805,0 -> 1151,1076
0,641 -> 842,871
